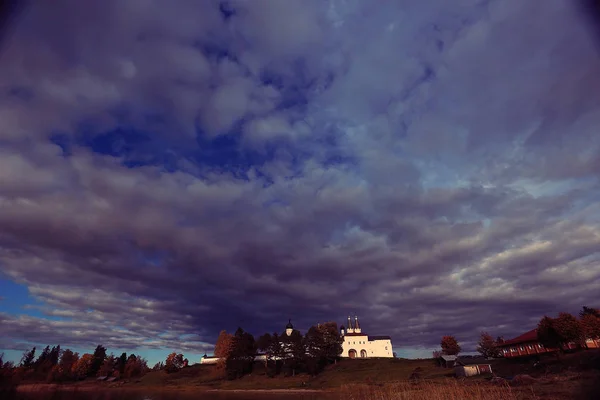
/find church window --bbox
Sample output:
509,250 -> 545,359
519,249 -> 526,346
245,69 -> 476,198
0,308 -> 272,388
385,346 -> 388,350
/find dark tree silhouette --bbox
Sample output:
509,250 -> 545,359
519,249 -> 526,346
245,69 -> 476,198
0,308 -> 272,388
89,345 -> 107,377
303,322 -> 343,375
580,306 -> 600,318
118,352 -> 127,374
20,347 -> 36,368
537,316 -> 563,351
226,327 -> 256,379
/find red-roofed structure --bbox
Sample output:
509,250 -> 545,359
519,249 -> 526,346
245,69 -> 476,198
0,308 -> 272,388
497,328 -> 581,358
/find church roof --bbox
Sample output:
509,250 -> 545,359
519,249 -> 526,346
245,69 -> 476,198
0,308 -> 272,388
368,335 -> 391,341
285,319 -> 294,329
345,332 -> 367,337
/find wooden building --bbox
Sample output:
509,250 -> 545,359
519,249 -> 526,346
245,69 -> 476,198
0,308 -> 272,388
497,329 -> 579,358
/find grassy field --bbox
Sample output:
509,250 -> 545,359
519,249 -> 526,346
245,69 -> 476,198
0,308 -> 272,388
13,350 -> 600,399
130,357 -> 453,390
130,350 -> 600,393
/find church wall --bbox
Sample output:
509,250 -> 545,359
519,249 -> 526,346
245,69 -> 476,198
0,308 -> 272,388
341,335 -> 393,358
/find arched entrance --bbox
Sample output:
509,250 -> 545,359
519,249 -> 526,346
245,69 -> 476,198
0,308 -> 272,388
360,349 -> 367,358
348,349 -> 357,359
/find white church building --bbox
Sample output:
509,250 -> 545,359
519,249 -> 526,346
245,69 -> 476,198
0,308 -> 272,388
340,316 -> 393,358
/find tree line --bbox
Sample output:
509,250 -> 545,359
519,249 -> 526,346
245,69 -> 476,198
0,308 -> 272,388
433,305 -> 600,359
212,321 -> 343,380
0,344 -> 149,384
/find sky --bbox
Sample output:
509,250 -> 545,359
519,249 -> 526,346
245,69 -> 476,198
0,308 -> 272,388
1,0 -> 600,366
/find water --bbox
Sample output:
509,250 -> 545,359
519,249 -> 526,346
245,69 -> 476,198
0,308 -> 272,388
2,388 -> 333,400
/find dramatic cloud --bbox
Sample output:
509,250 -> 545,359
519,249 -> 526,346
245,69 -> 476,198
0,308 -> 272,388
1,0 -> 600,361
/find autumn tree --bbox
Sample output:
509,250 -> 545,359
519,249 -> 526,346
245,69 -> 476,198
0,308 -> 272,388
214,330 -> 234,359
89,345 -> 107,377
72,353 -> 94,380
440,336 -> 461,356
98,354 -> 116,377
554,312 -> 584,347
20,347 -> 36,368
581,313 -> 600,340
165,352 -> 185,373
48,349 -> 79,382
213,330 -> 234,376
123,354 -> 148,378
477,332 -> 501,358
579,307 -> 600,348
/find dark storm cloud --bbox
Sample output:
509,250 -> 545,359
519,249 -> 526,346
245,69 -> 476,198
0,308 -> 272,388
0,0 -> 600,358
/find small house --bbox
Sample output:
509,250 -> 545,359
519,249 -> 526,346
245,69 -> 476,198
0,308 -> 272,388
454,357 -> 493,377
438,354 -> 457,368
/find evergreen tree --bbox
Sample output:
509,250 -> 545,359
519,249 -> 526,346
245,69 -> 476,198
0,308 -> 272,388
49,345 -> 61,367
303,322 -> 342,375
281,329 -> 304,376
118,352 -> 127,374
20,347 -> 36,368
34,345 -> 51,370
225,327 -> 256,379
580,306 -> 600,318
89,345 -> 107,377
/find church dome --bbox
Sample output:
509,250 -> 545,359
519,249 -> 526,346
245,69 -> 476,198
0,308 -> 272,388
286,319 -> 294,330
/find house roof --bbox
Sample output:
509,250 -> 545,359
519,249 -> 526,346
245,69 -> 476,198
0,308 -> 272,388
455,356 -> 489,366
499,329 -> 538,346
440,355 -> 457,361
368,335 -> 391,341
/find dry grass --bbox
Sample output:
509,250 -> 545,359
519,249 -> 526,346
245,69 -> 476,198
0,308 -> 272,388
338,380 -> 517,400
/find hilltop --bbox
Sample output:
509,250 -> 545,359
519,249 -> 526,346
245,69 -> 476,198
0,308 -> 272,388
128,351 -> 600,393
